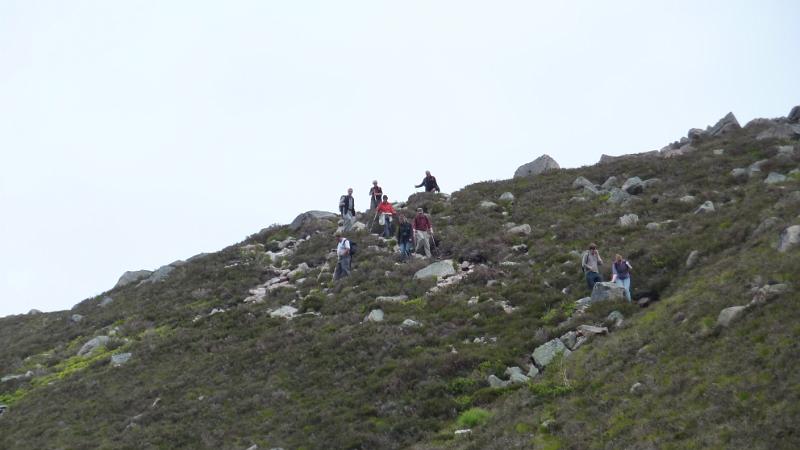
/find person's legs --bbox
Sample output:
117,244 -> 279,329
587,272 -> 601,291
383,216 -> 391,238
341,255 -> 351,277
422,232 -> 431,257
623,277 -> 631,302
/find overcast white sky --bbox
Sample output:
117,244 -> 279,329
1,1 -> 799,317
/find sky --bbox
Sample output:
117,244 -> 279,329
1,1 -> 799,317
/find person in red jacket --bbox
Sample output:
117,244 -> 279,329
412,207 -> 434,257
376,195 -> 397,238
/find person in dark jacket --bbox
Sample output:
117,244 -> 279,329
415,171 -> 440,193
339,188 -> 356,231
369,180 -> 383,210
396,215 -> 414,261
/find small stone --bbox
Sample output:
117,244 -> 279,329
607,311 -> 624,328
505,366 -> 531,384
694,201 -> 715,214
70,314 -> 84,323
401,319 -> 421,328
506,224 -> 532,236
717,306 -> 747,327
673,312 -> 686,323
645,222 -> 660,231
619,214 -> 639,227
712,149 -> 725,156
365,309 -> 384,323
679,195 -> 697,204
730,168 -> 748,181
376,295 -> 409,303
269,306 -> 298,319
637,297 -> 653,308
99,296 -> 114,307
454,429 -> 473,438
630,382 -> 646,396
686,250 -> 700,269
577,325 -> 609,337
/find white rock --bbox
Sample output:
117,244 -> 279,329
270,306 -> 298,319
506,224 -> 532,235
619,214 -> 639,227
778,225 -> 800,252
365,309 -> 384,323
717,306 -> 747,327
499,192 -> 515,201
694,201 -> 715,214
401,319 -> 421,328
764,172 -> 787,184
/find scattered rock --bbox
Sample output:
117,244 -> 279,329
607,188 -> 632,205
532,339 -> 571,368
488,374 -> 509,388
630,382 -> 646,396
559,331 -> 578,350
0,404 -> 7,416
115,270 -> 153,288
619,214 -> 639,227
289,210 -> 338,231
111,353 -> 132,367
750,283 -> 791,306
288,263 -> 310,279
645,222 -> 661,231
505,366 -> 531,384
778,225 -> 800,252
601,176 -> 618,190
679,195 -> 698,204
607,311 -> 624,328
270,306 -> 298,319
414,260 -> 456,280
401,319 -> 421,328
764,172 -> 787,184
707,112 -> 741,137
686,250 -> 700,269
99,296 -> 114,307
730,168 -> 748,181
591,282 -> 626,303
577,324 -> 609,337
511,244 -> 528,253
454,429 -> 473,438
637,297 -> 654,308
712,148 -> 726,156
479,200 -> 499,209
748,160 -> 769,177
569,196 -> 587,203
514,154 -> 560,178
694,201 -> 715,214
499,192 -> 515,202
717,306 -> 747,327
78,336 -> 110,356
365,309 -> 385,323
376,295 -> 408,303
506,224 -> 532,236
621,177 -> 644,195
572,176 -> 596,190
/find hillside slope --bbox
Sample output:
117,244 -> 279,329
1,108 -> 799,450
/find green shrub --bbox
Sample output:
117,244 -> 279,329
456,407 -> 492,428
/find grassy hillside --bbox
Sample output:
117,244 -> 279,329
1,117 -> 799,449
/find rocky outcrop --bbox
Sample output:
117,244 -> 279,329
270,306 -> 298,319
778,225 -> 800,252
115,270 -> 152,288
591,282 -> 626,303
365,309 -> 385,323
764,172 -> 787,184
78,336 -> 110,356
414,260 -> 456,280
532,339 -> 571,368
289,211 -> 338,231
506,224 -> 532,236
707,112 -> 741,137
514,154 -> 560,178
756,123 -> 800,141
694,201 -> 715,214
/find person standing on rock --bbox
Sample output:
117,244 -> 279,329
369,180 -> 383,210
581,243 -> 604,291
396,215 -> 414,261
333,231 -> 351,280
376,195 -> 397,238
611,254 -> 633,302
339,188 -> 356,232
412,207 -> 434,258
415,170 -> 441,193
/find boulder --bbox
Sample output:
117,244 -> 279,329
511,244 -> 528,253
707,112 -> 741,137
365,309 -> 385,323
688,128 -> 705,142
506,224 -> 532,236
376,295 -> 409,303
607,311 -> 624,328
764,172 -> 787,184
488,375 -> 509,388
115,270 -> 152,288
712,148 -> 726,156
70,314 -> 84,323
351,221 -> 367,232
591,282 -> 626,303
607,188 -> 632,205
289,210 -> 338,231
778,225 -> 800,252
645,222 -> 661,231
414,260 -> 456,280
514,154 -> 560,178
532,338 -> 571,368
269,306 -> 298,319
662,143 -> 696,158
730,168 -> 748,181
789,105 -> 800,124
288,263 -> 310,279
583,185 -> 603,196
601,176 -> 619,190
572,176 -> 596,190
479,200 -> 499,209
619,214 -> 639,227
78,336 -> 110,356
748,159 -> 769,177
630,382 -> 646,396
499,192 -> 515,202
577,324 -> 609,337
147,265 -> 175,283
559,331 -> 578,350
99,296 -> 114,307
621,177 -> 644,195
694,201 -> 715,214
686,250 -> 700,269
750,283 -> 791,306
717,306 -> 747,327
401,319 -> 421,328
504,366 -> 530,384
756,123 -> 800,140
111,353 -> 132,367
642,178 -> 662,189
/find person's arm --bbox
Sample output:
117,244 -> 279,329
596,253 -> 603,265
433,178 -> 441,193
626,261 -> 633,270
344,240 -> 350,256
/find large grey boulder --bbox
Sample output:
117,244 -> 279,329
499,192 -> 515,202
591,282 -> 626,303
686,250 -> 700,269
414,260 -> 456,280
694,201 -> 715,214
619,214 -> 639,227
504,366 -> 530,384
514,154 -> 560,178
365,309 -> 385,323
269,306 -> 298,319
532,338 -> 571,368
488,375 -> 510,388
707,112 -> 741,137
717,306 -> 747,327
115,270 -> 152,288
764,172 -> 788,184
607,188 -> 632,205
572,176 -> 596,190
621,177 -> 644,195
757,123 -> 800,140
778,225 -> 800,252
506,224 -> 532,236
289,211 -> 338,231
601,176 -> 619,190
78,336 -> 110,356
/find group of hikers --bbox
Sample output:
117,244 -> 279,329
334,171 -> 440,280
333,172 -> 635,302
581,243 -> 634,302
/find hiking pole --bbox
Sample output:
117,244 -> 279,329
368,208 -> 379,234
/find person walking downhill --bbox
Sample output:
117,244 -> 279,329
339,188 -> 356,232
412,207 -> 434,258
396,215 -> 414,261
333,231 -> 351,281
415,171 -> 441,193
611,254 -> 633,302
376,195 -> 397,238
581,243 -> 604,291
369,180 -> 383,210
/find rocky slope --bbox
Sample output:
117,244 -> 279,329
1,106 -> 799,450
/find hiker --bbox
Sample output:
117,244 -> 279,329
415,170 -> 441,193
611,254 -> 633,302
376,195 -> 397,238
396,215 -> 414,261
333,231 -> 351,280
581,243 -> 604,291
412,207 -> 434,258
369,180 -> 383,210
339,188 -> 356,232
